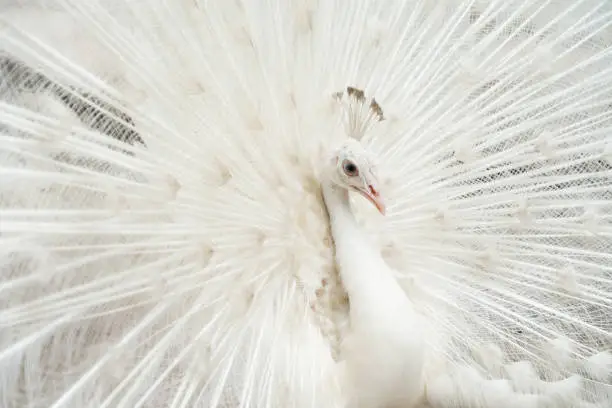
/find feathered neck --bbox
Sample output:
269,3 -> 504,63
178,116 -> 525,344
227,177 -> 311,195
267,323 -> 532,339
321,180 -> 359,235
321,177 -> 392,300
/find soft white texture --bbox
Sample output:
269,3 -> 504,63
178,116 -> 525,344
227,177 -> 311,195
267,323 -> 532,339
321,145 -> 425,407
0,0 -> 611,407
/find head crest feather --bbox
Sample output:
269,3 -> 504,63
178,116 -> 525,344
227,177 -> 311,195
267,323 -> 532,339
333,86 -> 385,141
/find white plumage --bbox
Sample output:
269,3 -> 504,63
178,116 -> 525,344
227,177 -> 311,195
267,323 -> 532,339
0,1 -> 611,407
322,135 -> 425,407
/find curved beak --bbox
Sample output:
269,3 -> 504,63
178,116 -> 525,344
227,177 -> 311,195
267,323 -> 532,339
359,184 -> 385,215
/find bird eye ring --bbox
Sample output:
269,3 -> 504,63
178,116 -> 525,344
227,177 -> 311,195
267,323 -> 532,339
342,160 -> 359,176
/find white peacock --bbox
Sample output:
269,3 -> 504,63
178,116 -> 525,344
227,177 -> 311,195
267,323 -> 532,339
0,1 -> 611,407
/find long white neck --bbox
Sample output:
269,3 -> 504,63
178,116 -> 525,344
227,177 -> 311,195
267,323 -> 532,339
321,178 -> 396,301
321,180 -> 361,241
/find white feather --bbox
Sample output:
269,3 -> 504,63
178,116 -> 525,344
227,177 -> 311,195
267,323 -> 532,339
321,151 -> 425,406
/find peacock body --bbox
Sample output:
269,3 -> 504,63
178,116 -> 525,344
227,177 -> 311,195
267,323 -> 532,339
0,0 -> 611,407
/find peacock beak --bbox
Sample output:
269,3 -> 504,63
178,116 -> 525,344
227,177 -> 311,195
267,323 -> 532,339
361,184 -> 385,215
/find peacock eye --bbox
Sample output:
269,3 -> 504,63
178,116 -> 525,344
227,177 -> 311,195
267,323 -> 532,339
342,159 -> 359,176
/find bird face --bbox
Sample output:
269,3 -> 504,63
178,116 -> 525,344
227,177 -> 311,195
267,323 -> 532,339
331,140 -> 385,215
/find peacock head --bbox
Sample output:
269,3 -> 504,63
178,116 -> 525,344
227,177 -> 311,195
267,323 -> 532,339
328,139 -> 385,215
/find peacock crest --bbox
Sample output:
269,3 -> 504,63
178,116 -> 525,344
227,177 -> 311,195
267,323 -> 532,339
333,86 -> 385,142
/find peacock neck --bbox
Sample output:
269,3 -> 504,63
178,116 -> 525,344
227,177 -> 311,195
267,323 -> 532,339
321,180 -> 361,239
321,179 -> 393,300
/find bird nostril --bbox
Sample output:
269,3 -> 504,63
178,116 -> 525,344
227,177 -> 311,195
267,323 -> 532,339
368,185 -> 378,196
